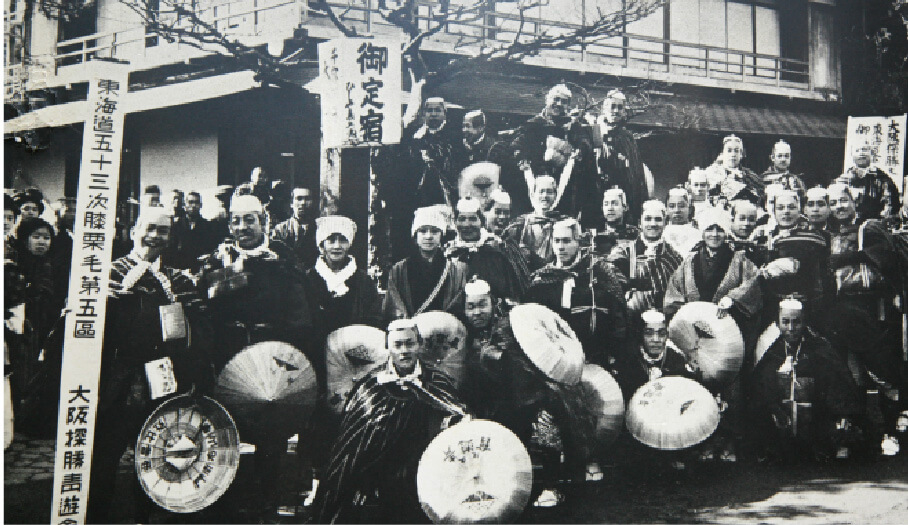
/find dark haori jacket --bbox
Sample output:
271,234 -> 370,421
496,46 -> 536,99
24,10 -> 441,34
591,223 -> 640,257
270,215 -> 319,269
382,252 -> 468,321
314,361 -> 467,524
749,329 -> 862,448
761,169 -> 807,203
595,126 -> 648,224
99,254 -> 208,416
838,165 -> 900,221
609,344 -> 698,403
525,251 -> 629,367
760,227 -> 833,308
168,215 -> 219,271
445,231 -> 531,301
303,257 -> 383,336
197,239 -> 312,368
663,243 -> 762,319
502,211 -> 570,271
510,111 -> 592,176
729,236 -> 768,266
607,237 -> 684,311
707,163 -> 764,205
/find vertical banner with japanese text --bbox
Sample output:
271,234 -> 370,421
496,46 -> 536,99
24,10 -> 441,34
50,60 -> 129,525
316,36 -> 403,148
844,115 -> 907,195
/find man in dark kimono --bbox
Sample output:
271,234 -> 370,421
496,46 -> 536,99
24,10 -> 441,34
445,197 -> 530,301
836,139 -> 900,222
750,299 -> 862,462
87,208 -> 208,523
526,218 -> 628,368
197,194 -> 313,519
314,319 -> 468,523
761,140 -> 807,204
595,90 -> 648,223
271,186 -> 319,268
704,135 -> 764,206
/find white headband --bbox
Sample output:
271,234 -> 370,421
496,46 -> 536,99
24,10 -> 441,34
315,215 -> 357,246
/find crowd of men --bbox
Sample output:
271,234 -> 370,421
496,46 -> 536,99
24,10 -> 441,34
4,83 -> 908,523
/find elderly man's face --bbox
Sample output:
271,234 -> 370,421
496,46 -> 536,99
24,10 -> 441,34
779,308 -> 805,345
132,214 -> 172,261
828,189 -> 856,221
19,201 -> 40,220
424,102 -> 446,130
455,212 -> 483,242
804,197 -> 830,226
603,196 -> 625,224
463,117 -> 484,144
690,177 -> 709,202
774,196 -> 800,229
534,181 -> 557,212
852,143 -> 873,169
552,223 -> 580,265
465,294 -> 494,330
230,212 -> 266,249
491,203 -> 511,231
731,209 -> 757,239
388,327 -> 420,375
291,188 -> 313,220
642,322 -> 668,358
604,97 -> 627,125
771,147 -> 792,171
641,209 -> 666,242
415,226 -> 443,255
722,142 -> 744,169
666,195 -> 690,225
185,194 -> 202,218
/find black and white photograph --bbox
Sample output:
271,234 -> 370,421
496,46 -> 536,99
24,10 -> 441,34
3,0 -> 908,523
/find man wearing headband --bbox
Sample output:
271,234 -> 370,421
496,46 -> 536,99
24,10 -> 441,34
487,189 -> 513,236
503,175 -> 570,271
272,186 -> 319,267
445,197 -> 530,301
836,138 -> 899,221
663,187 -> 701,255
762,140 -> 807,200
750,298 -> 862,462
526,218 -> 628,368
595,89 -> 648,223
704,135 -> 763,205
607,200 -> 683,314
315,318 -> 468,522
383,205 -> 468,320
825,184 -> 906,455
86,207 -> 208,523
197,194 -> 313,519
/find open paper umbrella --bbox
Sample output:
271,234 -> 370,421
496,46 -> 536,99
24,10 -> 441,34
668,301 -> 744,390
417,419 -> 532,524
626,376 -> 720,450
508,303 -> 585,385
214,341 -> 317,439
135,394 -> 240,513
413,312 -> 468,388
325,325 -> 388,414
578,364 -> 626,447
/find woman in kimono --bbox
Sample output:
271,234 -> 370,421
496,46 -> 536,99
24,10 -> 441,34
383,205 -> 468,321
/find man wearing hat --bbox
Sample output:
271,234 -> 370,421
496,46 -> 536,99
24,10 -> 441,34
607,200 -> 683,314
315,318 -> 468,522
595,89 -> 648,223
762,140 -> 807,203
704,135 -> 763,206
750,298 -> 862,462
383,205 -> 468,321
85,207 -> 209,523
526,218 -> 629,368
836,139 -> 899,222
197,194 -> 313,519
446,197 -> 530,301
271,186 -> 319,268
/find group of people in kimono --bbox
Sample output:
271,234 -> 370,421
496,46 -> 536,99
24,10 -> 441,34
3,80 -> 908,523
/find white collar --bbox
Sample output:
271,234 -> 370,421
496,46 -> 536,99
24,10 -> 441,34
314,256 -> 357,297
217,239 -> 278,270
376,358 -> 424,388
641,347 -> 665,365
121,253 -> 175,302
452,229 -> 492,252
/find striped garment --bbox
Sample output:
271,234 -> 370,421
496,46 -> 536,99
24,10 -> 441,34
608,238 -> 683,313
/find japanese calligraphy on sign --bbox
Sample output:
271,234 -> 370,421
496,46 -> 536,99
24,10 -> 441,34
316,37 -> 402,148
844,115 -> 907,195
50,60 -> 129,525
